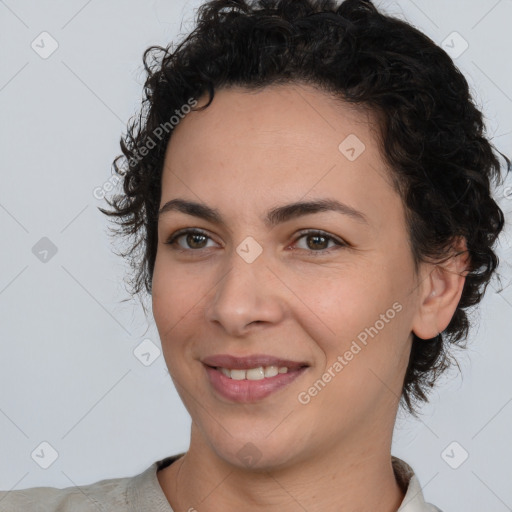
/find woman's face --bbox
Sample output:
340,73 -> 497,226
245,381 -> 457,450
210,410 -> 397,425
152,84 -> 428,469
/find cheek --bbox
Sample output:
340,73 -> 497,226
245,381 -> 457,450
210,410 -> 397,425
302,262 -> 413,374
297,269 -> 388,340
152,254 -> 203,322
300,287 -> 410,425
151,258 -> 201,359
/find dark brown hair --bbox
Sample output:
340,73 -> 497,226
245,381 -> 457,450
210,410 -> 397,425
99,0 -> 509,414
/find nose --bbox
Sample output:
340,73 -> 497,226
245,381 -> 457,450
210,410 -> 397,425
204,245 -> 287,337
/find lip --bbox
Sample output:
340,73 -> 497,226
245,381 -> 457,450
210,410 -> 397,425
202,354 -> 310,403
201,353 -> 309,370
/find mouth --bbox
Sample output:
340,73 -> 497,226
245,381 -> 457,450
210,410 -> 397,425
202,354 -> 309,403
214,365 -> 296,380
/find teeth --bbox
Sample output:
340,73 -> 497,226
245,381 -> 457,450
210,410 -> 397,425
264,366 -> 279,378
217,366 -> 289,380
246,367 -> 265,380
230,369 -> 247,380
219,367 -> 231,378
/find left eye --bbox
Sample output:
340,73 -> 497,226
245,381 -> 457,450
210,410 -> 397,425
292,230 -> 346,253
165,229 -> 346,254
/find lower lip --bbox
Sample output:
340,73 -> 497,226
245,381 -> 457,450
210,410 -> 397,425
204,365 -> 308,403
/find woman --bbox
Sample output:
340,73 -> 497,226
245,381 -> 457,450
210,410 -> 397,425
1,0 -> 508,510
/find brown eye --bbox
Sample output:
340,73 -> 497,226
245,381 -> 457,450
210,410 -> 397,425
165,229 -> 216,251
305,234 -> 329,250
292,230 -> 347,255
184,232 -> 208,249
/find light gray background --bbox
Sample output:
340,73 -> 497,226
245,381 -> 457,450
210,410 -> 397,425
0,0 -> 511,510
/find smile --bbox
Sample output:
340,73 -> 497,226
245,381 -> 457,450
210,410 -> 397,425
217,366 -> 290,380
201,354 -> 310,402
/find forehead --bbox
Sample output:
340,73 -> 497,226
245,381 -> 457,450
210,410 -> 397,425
160,84 -> 402,232
167,83 -> 379,165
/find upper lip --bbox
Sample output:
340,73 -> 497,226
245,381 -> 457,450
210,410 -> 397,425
202,354 -> 309,370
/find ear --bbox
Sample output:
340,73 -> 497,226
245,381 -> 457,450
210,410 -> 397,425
411,236 -> 471,340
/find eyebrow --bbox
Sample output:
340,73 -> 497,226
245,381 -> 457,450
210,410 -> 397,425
158,198 -> 369,227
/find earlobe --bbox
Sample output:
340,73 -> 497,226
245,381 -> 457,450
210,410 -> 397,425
411,237 -> 470,340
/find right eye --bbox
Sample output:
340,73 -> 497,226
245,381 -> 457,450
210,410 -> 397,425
165,229 -> 218,252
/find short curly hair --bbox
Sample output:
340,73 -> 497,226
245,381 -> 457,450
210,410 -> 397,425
100,0 -> 509,414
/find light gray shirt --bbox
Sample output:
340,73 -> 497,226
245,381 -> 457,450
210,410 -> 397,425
0,454 -> 442,511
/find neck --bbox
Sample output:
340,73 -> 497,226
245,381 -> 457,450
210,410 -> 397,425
158,427 -> 405,512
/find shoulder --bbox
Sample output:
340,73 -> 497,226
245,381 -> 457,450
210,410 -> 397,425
0,469 -> 145,512
0,454 -> 181,512
0,474 -> 132,512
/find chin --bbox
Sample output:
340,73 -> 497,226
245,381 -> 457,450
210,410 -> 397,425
203,430 -> 305,472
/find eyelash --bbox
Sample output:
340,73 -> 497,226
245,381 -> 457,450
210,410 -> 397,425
164,228 -> 347,256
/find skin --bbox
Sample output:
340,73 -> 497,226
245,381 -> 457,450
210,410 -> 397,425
152,83 -> 469,512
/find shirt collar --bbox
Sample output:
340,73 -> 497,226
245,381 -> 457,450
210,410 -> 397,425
393,456 -> 442,512
128,454 -> 441,512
